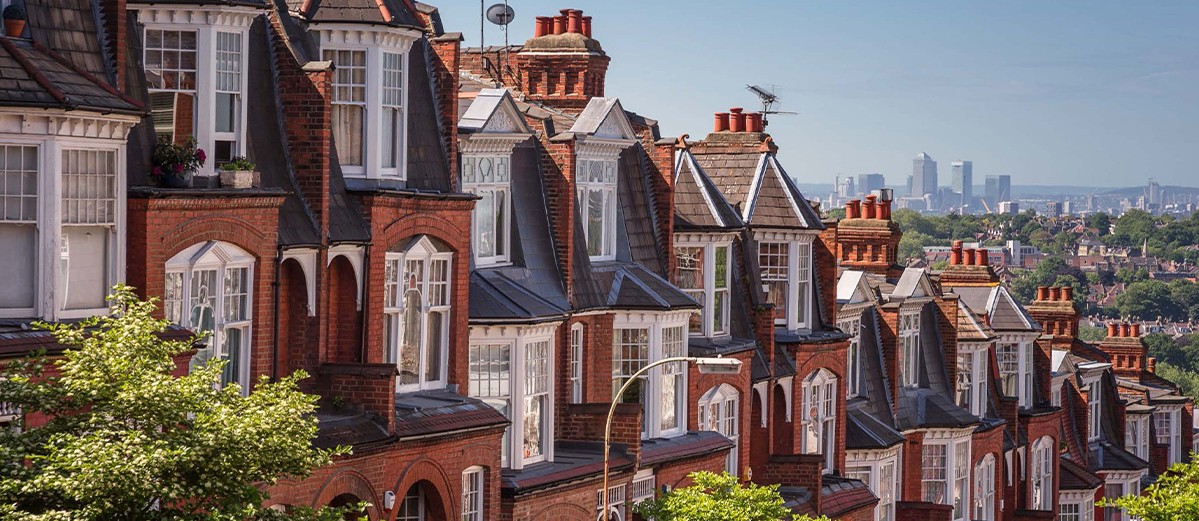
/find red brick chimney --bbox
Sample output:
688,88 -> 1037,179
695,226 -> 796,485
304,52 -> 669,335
1027,285 -> 1081,346
1098,322 -> 1148,378
515,8 -> 609,113
836,191 -> 903,277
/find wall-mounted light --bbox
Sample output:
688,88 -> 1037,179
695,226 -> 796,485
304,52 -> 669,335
383,491 -> 396,511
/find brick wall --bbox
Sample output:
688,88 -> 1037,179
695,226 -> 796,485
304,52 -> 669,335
319,362 -> 397,431
785,339 -> 849,473
559,403 -> 643,462
900,433 -> 925,501
758,453 -> 825,512
688,349 -> 754,479
896,501 -> 951,521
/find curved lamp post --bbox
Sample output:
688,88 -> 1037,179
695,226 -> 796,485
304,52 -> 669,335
599,356 -> 743,520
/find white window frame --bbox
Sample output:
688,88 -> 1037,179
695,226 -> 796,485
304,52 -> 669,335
756,232 -> 815,330
384,236 -> 451,393
699,384 -> 740,475
674,236 -> 733,338
569,323 -> 584,404
922,429 -> 974,521
577,156 -> 618,261
397,486 -> 428,521
1125,415 -> 1149,461
461,466 -> 484,521
1030,436 -> 1054,511
800,368 -> 837,473
136,7 -> 255,176
840,315 -> 862,397
974,453 -> 996,521
846,446 -> 901,521
1088,382 -> 1102,442
998,338 -> 1035,408
467,323 -> 558,470
462,154 -> 512,266
164,241 -> 254,393
1154,406 -> 1182,464
1059,490 -> 1096,521
612,312 -> 691,439
900,310 -> 921,388
1102,471 -> 1145,521
630,469 -> 656,507
957,343 -> 989,416
316,26 -> 418,180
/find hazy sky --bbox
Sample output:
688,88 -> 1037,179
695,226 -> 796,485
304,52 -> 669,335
436,1 -> 1198,188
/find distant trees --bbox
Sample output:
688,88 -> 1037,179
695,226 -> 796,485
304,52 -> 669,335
1010,256 -> 1089,306
1112,280 -> 1199,322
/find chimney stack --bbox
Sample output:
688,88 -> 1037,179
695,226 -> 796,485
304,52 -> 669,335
975,249 -> 989,266
729,108 -> 745,132
713,112 -> 730,132
845,199 -> 861,219
862,195 -> 877,219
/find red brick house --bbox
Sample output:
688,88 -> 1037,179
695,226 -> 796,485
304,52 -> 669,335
1,1 -> 1194,520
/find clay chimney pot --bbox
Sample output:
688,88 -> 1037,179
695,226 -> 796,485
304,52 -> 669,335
879,200 -> 892,220
567,10 -> 583,34
729,109 -> 746,132
845,199 -> 861,219
963,249 -> 976,266
1049,287 -> 1062,301
862,195 -> 877,219
1062,286 -> 1074,301
1132,323 -> 1142,337
581,16 -> 592,37
1107,323 -> 1118,337
1148,357 -> 1157,373
553,15 -> 567,35
1037,286 -> 1049,301
714,113 -> 730,133
534,17 -> 550,37
950,247 -> 963,266
975,249 -> 989,266
1121,323 -> 1132,337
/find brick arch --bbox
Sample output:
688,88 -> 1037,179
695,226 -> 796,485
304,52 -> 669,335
159,216 -> 272,261
388,457 -> 456,520
311,469 -> 382,520
379,213 -> 467,254
530,501 -> 594,521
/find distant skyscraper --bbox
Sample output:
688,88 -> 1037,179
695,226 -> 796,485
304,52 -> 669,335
984,174 -> 1011,209
1146,180 -> 1163,210
836,175 -> 855,198
912,152 -> 937,197
951,161 -> 972,206
858,173 -> 885,196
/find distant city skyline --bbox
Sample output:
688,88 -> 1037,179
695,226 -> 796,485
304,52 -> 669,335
438,1 -> 1199,187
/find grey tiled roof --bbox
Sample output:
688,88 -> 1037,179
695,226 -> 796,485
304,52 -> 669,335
590,262 -> 700,311
468,270 -> 568,323
673,151 -> 744,231
845,404 -> 905,450
25,0 -> 108,78
0,38 -> 141,115
289,0 -> 422,28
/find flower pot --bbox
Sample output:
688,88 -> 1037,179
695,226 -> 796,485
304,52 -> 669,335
160,172 -> 190,188
219,169 -> 260,189
4,19 -> 25,37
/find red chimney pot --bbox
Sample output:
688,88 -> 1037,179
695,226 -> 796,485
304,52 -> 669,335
581,16 -> 592,37
862,195 -> 877,219
713,113 -> 730,132
1148,357 -> 1157,373
567,9 -> 583,34
553,15 -> 567,35
1107,323 -> 1119,337
729,109 -> 746,132
1037,286 -> 1049,301
975,249 -> 989,266
746,113 -> 763,133
1049,287 -> 1062,301
534,16 -> 551,37
1121,323 -> 1132,337
878,199 -> 892,220
845,199 -> 861,219
963,249 -> 976,266
1131,323 -> 1142,337
1062,286 -> 1074,301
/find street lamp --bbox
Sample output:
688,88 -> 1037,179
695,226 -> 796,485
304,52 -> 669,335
598,356 -> 743,520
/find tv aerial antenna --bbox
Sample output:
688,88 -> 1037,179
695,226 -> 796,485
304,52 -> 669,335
485,2 -> 516,85
746,84 -> 797,128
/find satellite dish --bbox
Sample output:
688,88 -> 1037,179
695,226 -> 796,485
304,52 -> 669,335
486,3 -> 515,26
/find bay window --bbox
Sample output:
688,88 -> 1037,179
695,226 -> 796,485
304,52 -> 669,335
1103,472 -> 1143,521
1126,415 -> 1149,460
900,311 -> 921,388
384,237 -> 450,392
577,157 -> 617,260
998,340 -> 1034,407
138,6 -> 254,174
699,384 -> 739,475
60,149 -> 119,313
839,316 -> 862,397
164,241 -> 253,391
0,145 -> 37,316
462,155 -> 511,265
1030,436 -> 1055,510
1155,407 -> 1182,464
956,344 -> 989,416
757,234 -> 813,330
800,369 -> 837,472
612,315 -> 689,439
468,324 -> 557,469
974,454 -> 996,521
317,27 -> 414,179
922,431 -> 973,521
1060,491 -> 1095,521
674,240 -> 731,337
846,448 -> 900,521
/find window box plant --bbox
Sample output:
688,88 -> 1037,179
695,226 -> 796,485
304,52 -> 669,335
3,3 -> 27,38
151,135 -> 205,188
218,156 -> 259,189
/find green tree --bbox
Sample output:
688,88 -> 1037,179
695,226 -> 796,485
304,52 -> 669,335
634,471 -> 825,521
898,230 -> 936,263
1088,212 -> 1112,236
1078,324 -> 1108,343
1101,456 -> 1199,520
0,287 -> 353,520
1116,280 -> 1176,321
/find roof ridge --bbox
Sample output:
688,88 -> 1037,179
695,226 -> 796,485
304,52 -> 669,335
0,38 -> 71,106
30,39 -> 145,111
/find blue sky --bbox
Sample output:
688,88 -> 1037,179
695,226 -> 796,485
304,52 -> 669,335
435,1 -> 1199,188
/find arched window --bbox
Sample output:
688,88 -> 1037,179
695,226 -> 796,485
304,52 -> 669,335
1030,436 -> 1054,510
699,384 -> 739,475
397,485 -> 428,521
164,241 -> 254,392
384,236 -> 451,392
801,369 -> 837,473
973,453 -> 996,521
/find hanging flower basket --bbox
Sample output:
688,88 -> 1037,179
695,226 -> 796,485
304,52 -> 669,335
150,135 -> 205,188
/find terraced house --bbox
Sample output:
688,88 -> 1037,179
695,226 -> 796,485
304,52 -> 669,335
0,0 -> 1193,520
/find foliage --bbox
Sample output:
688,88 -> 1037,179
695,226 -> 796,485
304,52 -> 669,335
1111,280 -> 1199,322
1154,363 -> 1199,402
0,287 -> 352,520
1078,324 -> 1108,342
1088,212 -> 1112,236
220,156 -> 256,171
1009,256 -> 1089,306
633,471 -> 825,521
1099,457 -> 1199,521
151,135 -> 206,177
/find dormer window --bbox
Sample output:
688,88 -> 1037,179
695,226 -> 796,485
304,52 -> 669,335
1087,382 -> 1101,441
577,157 -> 617,260
318,28 -> 414,179
138,6 -> 255,171
462,155 -> 511,265
997,341 -> 1033,408
674,241 -> 730,337
757,235 -> 813,330
900,311 -> 921,387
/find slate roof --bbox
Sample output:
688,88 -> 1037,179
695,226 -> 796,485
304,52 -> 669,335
1059,456 -> 1104,491
845,404 -> 905,449
691,141 -> 823,230
468,270 -> 569,323
500,441 -> 633,493
639,431 -> 735,466
956,300 -> 996,341
819,475 -> 879,518
673,150 -> 743,231
314,410 -> 390,449
895,387 -> 979,431
24,0 -> 110,78
392,389 -> 508,439
1087,440 -> 1149,472
0,38 -> 141,115
589,262 -> 700,311
952,286 -> 1040,332
288,0 -> 423,28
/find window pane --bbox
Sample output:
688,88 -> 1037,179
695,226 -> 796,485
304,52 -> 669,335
399,288 -> 422,386
759,242 -> 789,322
221,326 -> 243,387
188,269 -> 219,373
424,311 -> 444,383
164,271 -> 184,324
324,49 -> 367,168
660,326 -> 684,432
586,189 -> 604,256
0,225 -> 36,309
61,227 -> 110,310
524,340 -> 550,459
